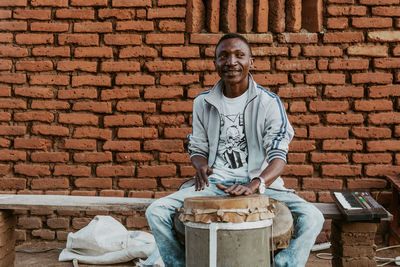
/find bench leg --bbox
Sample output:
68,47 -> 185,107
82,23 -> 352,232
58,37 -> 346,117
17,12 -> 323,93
330,219 -> 377,267
0,211 -> 16,267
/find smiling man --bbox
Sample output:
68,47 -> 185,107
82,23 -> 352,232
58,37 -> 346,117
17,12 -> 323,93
145,33 -> 324,267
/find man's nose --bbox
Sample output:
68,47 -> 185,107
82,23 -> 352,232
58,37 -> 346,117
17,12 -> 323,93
226,55 -> 237,65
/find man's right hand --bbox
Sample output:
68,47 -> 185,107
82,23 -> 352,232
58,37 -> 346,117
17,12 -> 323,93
191,155 -> 213,191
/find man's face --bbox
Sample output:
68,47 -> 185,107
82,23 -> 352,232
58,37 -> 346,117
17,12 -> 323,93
214,38 -> 254,87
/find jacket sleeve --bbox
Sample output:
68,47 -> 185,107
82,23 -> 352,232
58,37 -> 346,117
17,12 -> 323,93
187,97 -> 209,159
262,96 -> 294,163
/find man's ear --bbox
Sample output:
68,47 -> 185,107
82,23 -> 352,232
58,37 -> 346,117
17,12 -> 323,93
250,57 -> 255,68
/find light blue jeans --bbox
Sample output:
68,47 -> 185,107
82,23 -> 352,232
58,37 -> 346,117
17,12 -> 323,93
145,178 -> 324,267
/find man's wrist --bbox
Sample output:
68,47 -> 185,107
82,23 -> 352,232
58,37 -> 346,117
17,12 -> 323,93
251,177 -> 266,194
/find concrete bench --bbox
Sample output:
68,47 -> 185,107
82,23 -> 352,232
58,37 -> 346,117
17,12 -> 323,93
0,194 -> 391,267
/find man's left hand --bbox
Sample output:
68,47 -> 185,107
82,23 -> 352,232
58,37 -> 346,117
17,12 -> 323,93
216,179 -> 260,196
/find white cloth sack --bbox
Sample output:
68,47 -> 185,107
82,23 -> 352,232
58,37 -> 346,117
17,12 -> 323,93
59,215 -> 156,265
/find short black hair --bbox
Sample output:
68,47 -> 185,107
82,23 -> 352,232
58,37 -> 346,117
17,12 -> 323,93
215,33 -> 252,57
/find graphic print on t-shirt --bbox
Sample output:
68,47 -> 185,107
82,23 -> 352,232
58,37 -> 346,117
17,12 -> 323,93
219,113 -> 248,169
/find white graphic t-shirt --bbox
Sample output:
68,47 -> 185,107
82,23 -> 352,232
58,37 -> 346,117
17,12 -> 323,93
210,91 -> 249,181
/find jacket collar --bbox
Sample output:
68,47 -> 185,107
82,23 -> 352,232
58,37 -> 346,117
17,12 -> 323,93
204,73 -> 258,109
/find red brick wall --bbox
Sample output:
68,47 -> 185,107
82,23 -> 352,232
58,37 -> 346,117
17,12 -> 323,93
0,0 -> 399,241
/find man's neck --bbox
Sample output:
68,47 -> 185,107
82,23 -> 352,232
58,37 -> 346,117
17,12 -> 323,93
223,77 -> 249,98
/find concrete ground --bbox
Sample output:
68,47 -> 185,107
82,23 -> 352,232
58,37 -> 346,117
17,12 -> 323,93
14,240 -> 400,266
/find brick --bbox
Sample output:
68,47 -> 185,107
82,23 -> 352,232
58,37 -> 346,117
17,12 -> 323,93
101,89 -> 139,100
289,140 -> 316,152
252,74 -> 288,86
71,217 -> 91,229
73,127 -> 112,140
269,0 -> 285,32
116,74 -> 154,85
104,115 -> 143,127
286,0 -> 301,32
0,99 -> 26,109
323,32 -> 364,43
0,150 -> 26,161
0,11 -> 11,19
14,164 -> 50,176
253,59 -> 271,71
0,73 -> 26,84
99,8 -> 135,19
143,140 -> 183,152
180,165 -> 195,176
72,75 -> 111,87
14,111 -> 54,122
103,141 -> 140,151
160,74 -> 199,85
159,20 -> 185,32
32,46 -> 70,57
47,218 -> 69,229
30,22 -> 69,32
96,166 -> 135,177
352,17 -> 393,28
0,33 -> 12,43
352,126 -> 391,138
347,45 -> 388,57
100,190 -> 124,197
306,73 -> 345,85
323,139 -> 363,151
59,34 -> 98,46
56,9 -> 95,19
354,100 -> 392,111
112,0 -> 151,6
327,17 -> 348,29
311,153 -> 349,163
146,115 -> 185,126
119,178 -> 157,190
15,86 -> 54,98
289,101 -> 307,112
120,46 -> 158,58
118,127 -> 157,139
276,60 -> 316,71
161,101 -> 193,113
329,59 -> 369,70
361,0 -> 399,4
283,165 -> 313,176
116,152 -> 154,162
347,178 -> 387,189
145,33 -> 184,44
327,5 -> 366,16
326,114 -> 364,124
287,153 -> 306,164
16,61 -> 53,72
0,85 -> 10,97
75,47 -> 113,58
145,60 -> 182,72
31,152 -> 69,163
186,0 -> 205,32
18,217 -> 42,229
13,9 -> 51,20
137,165 -> 176,177
74,152 -> 112,163
31,125 -> 69,136
321,164 -> 362,176
365,165 -> 400,176
0,112 -> 10,121
74,178 -> 112,189
302,0 -> 323,32
74,22 -> 112,33
148,7 -> 186,18
220,0 -> 237,32
14,138 -> 51,150
372,6 -> 400,16
58,89 -> 97,99
116,21 -> 154,31
73,102 -> 112,114
71,0 -> 108,6
309,101 -> 349,112
31,0 -> 68,6
309,126 -> 349,139
54,165 -> 91,176
324,85 -> 364,98
353,153 -> 392,164
60,139 -> 97,151
116,101 -> 156,113
303,178 -> 343,190
144,87 -> 183,99
162,46 -> 199,58
104,34 -> 142,45
375,58 -> 400,69
369,84 -> 400,98
352,73 -> 392,84
369,112 -> 400,125
31,178 -> 69,190
368,31 -> 400,42
0,178 -> 25,190
57,61 -> 97,72
278,33 -> 318,43
0,21 -> 27,31
0,46 -> 28,57
159,152 -> 190,163
30,74 -> 68,86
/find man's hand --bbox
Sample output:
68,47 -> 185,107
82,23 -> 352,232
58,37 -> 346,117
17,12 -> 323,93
216,179 -> 260,196
191,155 -> 213,191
